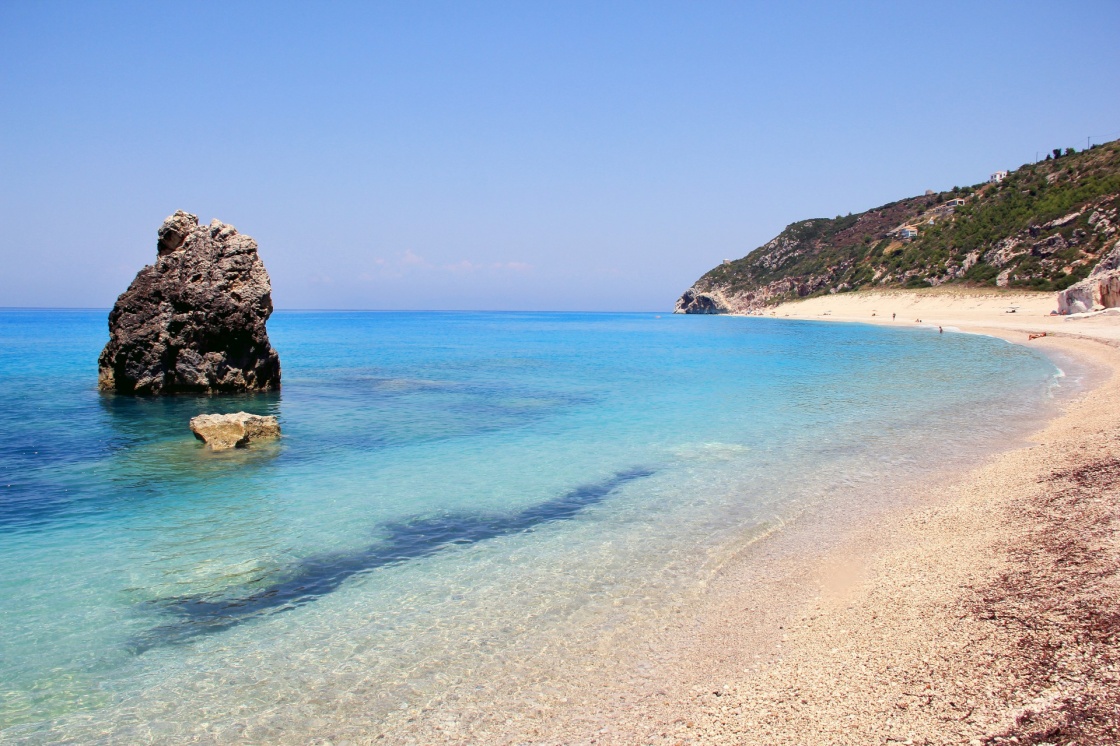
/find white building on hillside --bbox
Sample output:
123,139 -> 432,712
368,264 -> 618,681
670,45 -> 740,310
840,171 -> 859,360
990,170 -> 1008,183
899,226 -> 919,240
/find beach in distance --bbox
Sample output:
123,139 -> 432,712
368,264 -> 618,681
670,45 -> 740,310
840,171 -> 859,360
1,292 -> 1118,744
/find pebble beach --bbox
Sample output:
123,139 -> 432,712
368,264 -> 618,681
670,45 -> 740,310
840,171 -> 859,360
372,290 -> 1120,745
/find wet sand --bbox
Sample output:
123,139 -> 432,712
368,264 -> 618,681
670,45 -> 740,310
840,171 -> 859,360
371,289 -> 1120,745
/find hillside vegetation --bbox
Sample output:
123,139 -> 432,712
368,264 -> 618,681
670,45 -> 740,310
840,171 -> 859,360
677,141 -> 1120,313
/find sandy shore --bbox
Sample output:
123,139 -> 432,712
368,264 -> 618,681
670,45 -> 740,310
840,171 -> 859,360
633,291 -> 1120,745
372,289 -> 1120,745
759,286 -> 1120,345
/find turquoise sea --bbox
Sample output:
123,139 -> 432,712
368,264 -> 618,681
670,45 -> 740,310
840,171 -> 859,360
0,310 -> 1067,742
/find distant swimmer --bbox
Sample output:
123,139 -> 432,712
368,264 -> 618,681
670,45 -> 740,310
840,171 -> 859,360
939,326 -> 943,334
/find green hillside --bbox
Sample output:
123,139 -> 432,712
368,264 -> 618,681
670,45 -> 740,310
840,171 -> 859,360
678,141 -> 1120,313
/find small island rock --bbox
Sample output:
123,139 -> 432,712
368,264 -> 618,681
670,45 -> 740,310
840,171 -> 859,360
190,412 -> 281,451
98,210 -> 281,394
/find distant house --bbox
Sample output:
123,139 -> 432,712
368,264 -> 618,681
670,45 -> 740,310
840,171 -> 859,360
722,259 -> 732,265
944,198 -> 966,208
899,226 -> 919,240
990,170 -> 1008,183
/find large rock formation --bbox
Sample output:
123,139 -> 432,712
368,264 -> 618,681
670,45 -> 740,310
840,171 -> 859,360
1057,238 -> 1120,314
98,211 -> 281,394
190,412 -> 281,451
675,288 -> 732,314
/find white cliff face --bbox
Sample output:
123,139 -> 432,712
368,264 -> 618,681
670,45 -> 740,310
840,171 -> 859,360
674,288 -> 732,314
1057,239 -> 1120,314
674,274 -> 841,315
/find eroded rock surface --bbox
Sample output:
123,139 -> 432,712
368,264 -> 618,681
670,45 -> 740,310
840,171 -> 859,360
675,288 -> 732,314
189,412 -> 280,451
1057,238 -> 1120,314
98,211 -> 281,394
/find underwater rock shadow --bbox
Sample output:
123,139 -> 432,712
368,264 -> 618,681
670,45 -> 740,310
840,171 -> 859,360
132,466 -> 655,653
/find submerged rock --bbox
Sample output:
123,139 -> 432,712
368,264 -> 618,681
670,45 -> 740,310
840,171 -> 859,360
98,211 -> 281,394
190,412 -> 280,451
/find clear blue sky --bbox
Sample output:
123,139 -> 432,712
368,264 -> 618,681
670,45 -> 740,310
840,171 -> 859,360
2,1 -> 1118,311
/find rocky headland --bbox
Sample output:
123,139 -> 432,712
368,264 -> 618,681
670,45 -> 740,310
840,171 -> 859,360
677,140 -> 1120,314
98,211 -> 281,394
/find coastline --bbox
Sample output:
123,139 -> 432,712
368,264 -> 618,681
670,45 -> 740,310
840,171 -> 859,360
639,333 -> 1120,744
4,299 -> 1115,744
374,290 -> 1120,745
628,291 -> 1120,744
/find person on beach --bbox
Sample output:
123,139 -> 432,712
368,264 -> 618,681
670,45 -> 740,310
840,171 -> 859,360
892,313 -> 895,320
939,326 -> 943,334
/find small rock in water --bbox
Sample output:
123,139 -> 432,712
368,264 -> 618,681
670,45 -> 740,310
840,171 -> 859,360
190,412 -> 280,451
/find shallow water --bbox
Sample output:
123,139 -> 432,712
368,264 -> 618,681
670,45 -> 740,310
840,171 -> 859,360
0,310 -> 1064,741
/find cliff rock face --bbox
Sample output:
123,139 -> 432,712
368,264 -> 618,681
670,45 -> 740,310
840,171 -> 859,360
1057,239 -> 1120,314
98,211 -> 281,394
675,288 -> 732,314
